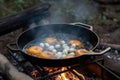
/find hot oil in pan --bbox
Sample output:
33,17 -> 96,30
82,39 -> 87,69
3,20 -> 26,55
23,33 -> 93,58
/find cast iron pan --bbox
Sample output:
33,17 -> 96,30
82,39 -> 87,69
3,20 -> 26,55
7,22 -> 111,67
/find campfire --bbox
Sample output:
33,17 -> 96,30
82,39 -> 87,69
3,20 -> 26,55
1,48 -> 120,80
0,2 -> 120,80
42,67 -> 85,80
54,67 -> 84,80
3,42 -> 119,80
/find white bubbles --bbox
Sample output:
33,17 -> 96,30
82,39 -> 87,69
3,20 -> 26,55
68,52 -> 75,56
62,44 -> 68,48
60,40 -> 65,44
39,43 -> 44,47
49,45 -> 55,50
63,49 -> 68,54
55,44 -> 61,48
69,48 -> 75,52
118,58 -> 120,61
55,52 -> 63,58
45,43 -> 50,47
52,49 -> 57,53
38,39 -> 79,59
63,44 -> 70,50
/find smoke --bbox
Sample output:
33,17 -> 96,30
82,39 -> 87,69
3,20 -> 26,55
29,0 -> 99,26
44,0 -> 98,24
28,0 -> 98,41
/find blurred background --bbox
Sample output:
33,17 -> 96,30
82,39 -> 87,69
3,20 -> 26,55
0,0 -> 120,78
0,0 -> 120,55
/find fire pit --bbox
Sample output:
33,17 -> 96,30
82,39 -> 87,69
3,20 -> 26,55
6,45 -> 120,80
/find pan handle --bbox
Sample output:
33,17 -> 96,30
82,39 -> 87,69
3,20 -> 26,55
7,43 -> 22,53
85,47 -> 111,56
70,22 -> 93,31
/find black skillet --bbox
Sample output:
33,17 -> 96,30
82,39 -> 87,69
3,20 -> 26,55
7,22 -> 111,67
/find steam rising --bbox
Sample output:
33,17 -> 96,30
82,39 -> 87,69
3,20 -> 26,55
27,0 -> 98,49
48,0 -> 98,24
29,0 -> 98,26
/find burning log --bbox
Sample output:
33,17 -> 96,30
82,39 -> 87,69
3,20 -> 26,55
0,53 -> 33,80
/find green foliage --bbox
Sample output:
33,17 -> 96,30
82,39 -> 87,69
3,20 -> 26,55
99,15 -> 108,25
61,5 -> 76,19
0,0 -> 43,18
0,0 -> 5,4
113,17 -> 120,24
81,17 -> 94,25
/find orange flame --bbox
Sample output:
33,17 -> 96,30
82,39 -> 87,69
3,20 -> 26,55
42,67 -> 85,80
54,67 -> 85,80
73,69 -> 86,80
60,67 -> 69,80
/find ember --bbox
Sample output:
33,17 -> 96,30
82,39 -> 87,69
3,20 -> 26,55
44,67 -> 62,74
31,70 -> 40,78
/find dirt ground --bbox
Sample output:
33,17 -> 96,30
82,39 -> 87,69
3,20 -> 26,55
92,4 -> 120,44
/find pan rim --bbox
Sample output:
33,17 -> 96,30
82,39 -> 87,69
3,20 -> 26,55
16,23 -> 99,60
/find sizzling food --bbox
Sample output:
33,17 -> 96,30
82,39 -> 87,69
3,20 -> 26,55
44,37 -> 57,44
74,49 -> 89,56
27,46 -> 43,57
27,37 -> 89,59
69,40 -> 82,46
